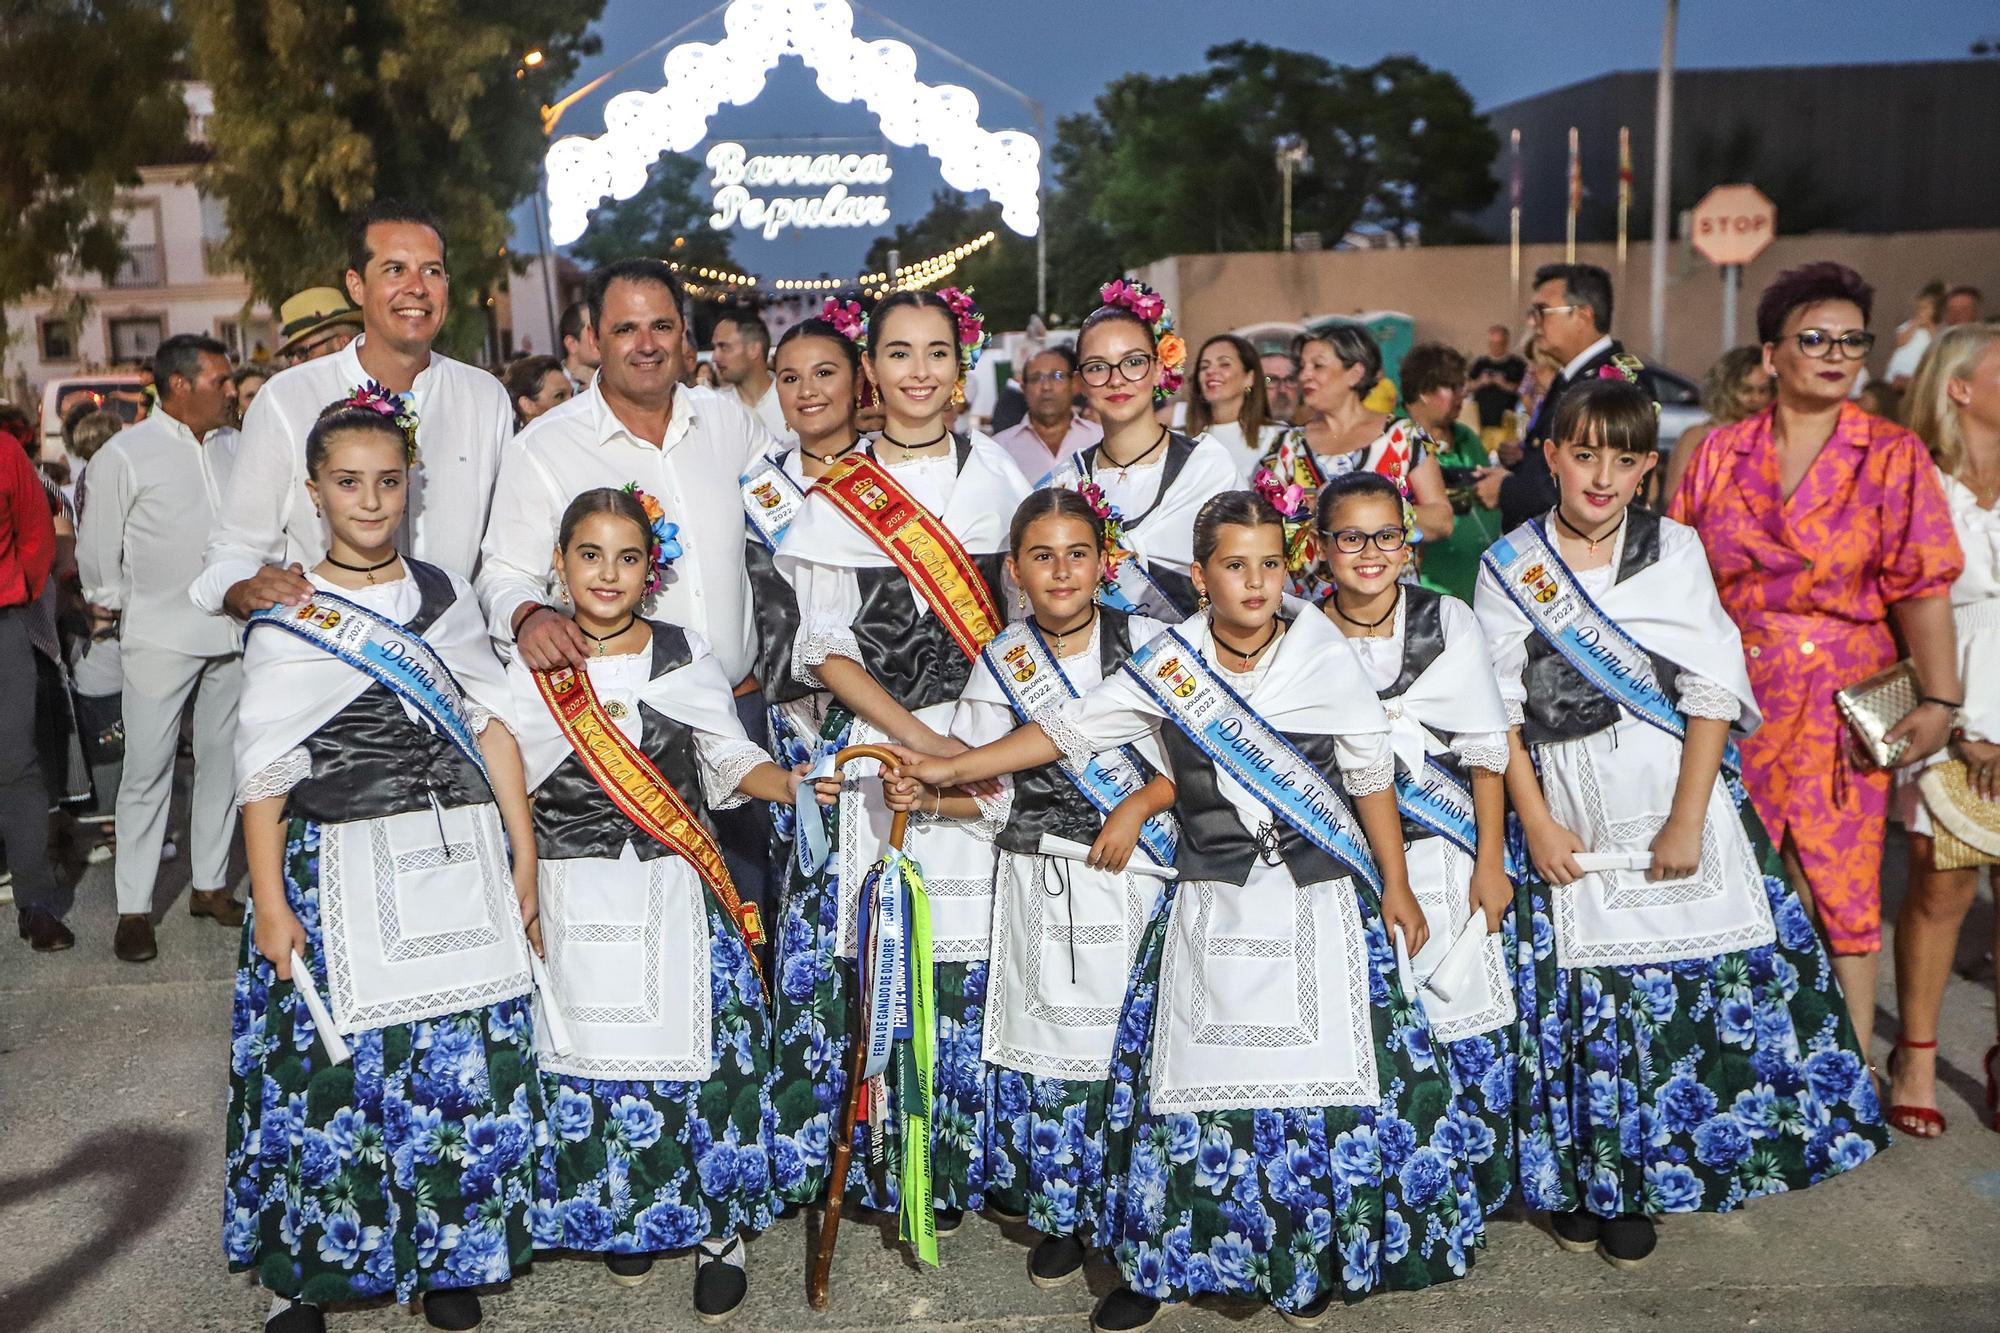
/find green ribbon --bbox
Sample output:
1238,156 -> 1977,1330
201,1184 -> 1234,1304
889,851 -> 939,1268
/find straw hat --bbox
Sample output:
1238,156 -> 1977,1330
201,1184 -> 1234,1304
276,287 -> 363,356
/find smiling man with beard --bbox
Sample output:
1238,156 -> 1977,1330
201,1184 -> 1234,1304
194,200 -> 514,621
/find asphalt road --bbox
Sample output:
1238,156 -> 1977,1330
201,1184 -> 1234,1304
5,807 -> 1999,1333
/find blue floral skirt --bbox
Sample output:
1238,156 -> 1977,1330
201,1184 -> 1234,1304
985,1068 -> 1111,1240
1096,879 -> 1485,1312
767,821 -> 996,1211
223,819 -> 543,1305
1512,796 -> 1888,1218
533,900 -> 780,1252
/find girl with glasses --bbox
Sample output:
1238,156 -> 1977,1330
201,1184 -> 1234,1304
1317,471 -> 1523,1222
1256,323 -> 1456,598
892,490 -> 1481,1331
1480,377 -> 1886,1271
1039,281 -> 1239,621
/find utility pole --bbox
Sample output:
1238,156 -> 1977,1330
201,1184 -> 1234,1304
1648,0 -> 1678,364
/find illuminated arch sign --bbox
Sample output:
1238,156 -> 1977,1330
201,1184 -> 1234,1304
705,141 -> 893,238
545,0 -> 1041,247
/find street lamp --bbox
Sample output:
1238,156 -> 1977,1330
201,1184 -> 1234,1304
1275,135 -> 1310,252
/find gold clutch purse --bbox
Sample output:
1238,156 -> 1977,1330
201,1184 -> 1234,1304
1834,661 -> 1920,769
1917,761 -> 2000,870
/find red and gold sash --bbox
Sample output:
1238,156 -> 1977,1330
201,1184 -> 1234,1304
814,453 -> 1001,661
531,663 -> 765,984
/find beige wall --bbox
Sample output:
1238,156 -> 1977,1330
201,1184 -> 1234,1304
1137,229 -> 2000,378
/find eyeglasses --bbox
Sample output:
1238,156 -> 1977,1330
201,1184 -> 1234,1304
1791,328 -> 1876,361
1022,370 -> 1070,386
1078,352 -> 1156,386
1263,373 -> 1299,389
1527,303 -> 1584,322
1319,526 -> 1407,554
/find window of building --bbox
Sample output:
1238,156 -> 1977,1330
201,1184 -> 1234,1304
200,192 -> 234,275
216,315 -> 278,363
108,315 -> 165,364
37,317 -> 78,363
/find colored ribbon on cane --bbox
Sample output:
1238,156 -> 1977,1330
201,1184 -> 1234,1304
891,850 -> 938,1268
794,743 -> 840,877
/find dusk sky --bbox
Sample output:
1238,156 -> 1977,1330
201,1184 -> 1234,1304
523,0 -> 1994,279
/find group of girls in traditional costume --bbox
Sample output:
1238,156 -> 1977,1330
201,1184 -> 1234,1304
227,282 -> 1884,1333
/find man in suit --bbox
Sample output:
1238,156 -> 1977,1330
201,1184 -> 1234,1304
1483,263 -> 1656,532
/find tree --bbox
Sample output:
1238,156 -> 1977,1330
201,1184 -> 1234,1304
862,191 -> 1037,330
0,2 -> 187,365
1059,43 -> 1498,268
567,153 -> 736,272
182,0 -> 604,354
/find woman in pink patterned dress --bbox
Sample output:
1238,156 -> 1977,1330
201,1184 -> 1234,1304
1669,262 -> 1964,1061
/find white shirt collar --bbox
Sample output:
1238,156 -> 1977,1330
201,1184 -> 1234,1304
587,380 -> 696,452
338,332 -> 441,395
1561,334 -> 1615,385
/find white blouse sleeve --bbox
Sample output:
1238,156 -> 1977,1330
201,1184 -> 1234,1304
237,746 -> 312,806
789,557 -> 865,688
1337,731 -> 1396,796
1045,666 -> 1164,766
1473,561 -> 1531,727
1674,672 -> 1744,722
1451,733 -> 1512,774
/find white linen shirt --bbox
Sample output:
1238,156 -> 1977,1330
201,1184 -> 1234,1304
478,382 -> 780,684
79,408 -> 241,657
192,334 -> 512,614
744,379 -> 790,439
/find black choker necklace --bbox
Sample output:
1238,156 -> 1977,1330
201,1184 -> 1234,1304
1212,618 -> 1282,667
1031,605 -> 1097,656
1102,426 -> 1168,475
1554,507 -> 1626,554
324,552 -> 399,584
880,428 -> 949,454
1331,584 -> 1400,633
802,436 -> 861,466
578,614 -> 638,657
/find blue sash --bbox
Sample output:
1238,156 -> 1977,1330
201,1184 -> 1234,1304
248,590 -> 490,785
1039,457 -> 1184,622
1394,756 -> 1523,879
980,621 -> 1178,868
739,454 -> 808,552
1125,629 -> 1383,896
1482,520 -> 1741,775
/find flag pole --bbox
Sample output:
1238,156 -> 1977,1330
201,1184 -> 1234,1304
1617,126 -> 1632,274
1565,126 -> 1580,263
1509,128 -> 1523,300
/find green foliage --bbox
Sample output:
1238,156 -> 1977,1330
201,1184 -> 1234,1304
182,0 -> 605,355
862,191 -> 1037,330
566,154 -> 736,272
0,2 -> 187,359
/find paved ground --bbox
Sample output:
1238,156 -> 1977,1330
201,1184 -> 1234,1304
5,800 -> 2000,1333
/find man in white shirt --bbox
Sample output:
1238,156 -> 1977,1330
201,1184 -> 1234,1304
710,311 -> 788,438
78,334 -> 244,963
990,344 -> 1102,482
193,200 -> 514,620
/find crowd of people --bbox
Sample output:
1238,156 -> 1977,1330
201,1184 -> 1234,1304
0,197 -> 1995,1333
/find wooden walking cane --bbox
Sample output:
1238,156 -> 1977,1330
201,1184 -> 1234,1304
808,743 -> 912,1312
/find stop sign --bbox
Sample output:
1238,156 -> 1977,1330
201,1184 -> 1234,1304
1691,185 -> 1777,266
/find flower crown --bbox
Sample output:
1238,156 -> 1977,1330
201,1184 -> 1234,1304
937,286 -> 988,375
819,297 -> 868,354
621,482 -> 684,596
1073,479 -> 1131,589
341,381 -> 420,463
1098,279 -> 1187,405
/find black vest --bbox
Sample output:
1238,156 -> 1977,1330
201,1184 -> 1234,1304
531,623 -> 709,862
1079,432 -> 1203,618
1519,507 -> 1678,747
852,435 -> 1008,713
995,610 -> 1151,855
285,561 -> 491,825
745,537 -> 811,704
